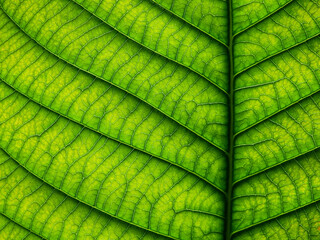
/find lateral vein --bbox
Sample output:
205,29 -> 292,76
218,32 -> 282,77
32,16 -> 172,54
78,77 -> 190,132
0,212 -> 47,240
68,0 -> 230,95
0,78 -> 227,195
0,4 -> 229,156
0,147 -> 178,240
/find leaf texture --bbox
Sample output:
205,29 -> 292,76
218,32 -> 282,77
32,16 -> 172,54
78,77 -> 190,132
0,0 -> 320,239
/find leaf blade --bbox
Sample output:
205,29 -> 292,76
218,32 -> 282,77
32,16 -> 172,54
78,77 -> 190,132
0,5 -> 228,190
0,79 -> 225,239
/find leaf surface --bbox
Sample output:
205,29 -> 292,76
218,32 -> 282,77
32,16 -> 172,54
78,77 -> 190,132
0,0 -> 320,239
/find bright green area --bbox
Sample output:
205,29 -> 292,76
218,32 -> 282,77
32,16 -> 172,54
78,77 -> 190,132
0,213 -> 42,240
0,0 -> 229,150
234,0 -> 320,73
0,150 -> 167,239
149,0 -> 228,43
233,150 -> 320,231
0,8 -> 227,189
235,38 -> 320,132
0,0 -> 229,91
232,0 -> 293,34
0,80 -> 225,239
233,202 -> 320,239
0,0 -> 320,239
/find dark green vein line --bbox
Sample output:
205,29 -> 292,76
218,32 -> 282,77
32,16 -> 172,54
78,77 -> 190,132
0,147 -> 177,240
234,32 -> 320,77
0,78 -> 226,195
0,4 -> 228,156
234,88 -> 320,137
0,212 -> 46,240
68,0 -> 229,95
231,199 -> 320,236
146,0 -> 228,47
225,0 -> 234,239
233,0 -> 294,37
233,145 -> 320,186
174,209 -> 224,219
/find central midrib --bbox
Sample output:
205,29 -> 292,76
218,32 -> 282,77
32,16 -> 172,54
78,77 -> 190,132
225,0 -> 234,239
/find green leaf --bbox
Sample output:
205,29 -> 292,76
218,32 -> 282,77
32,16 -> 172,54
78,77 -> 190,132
0,0 -> 320,239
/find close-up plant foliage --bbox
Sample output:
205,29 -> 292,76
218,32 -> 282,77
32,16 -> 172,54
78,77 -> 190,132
0,0 -> 320,239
